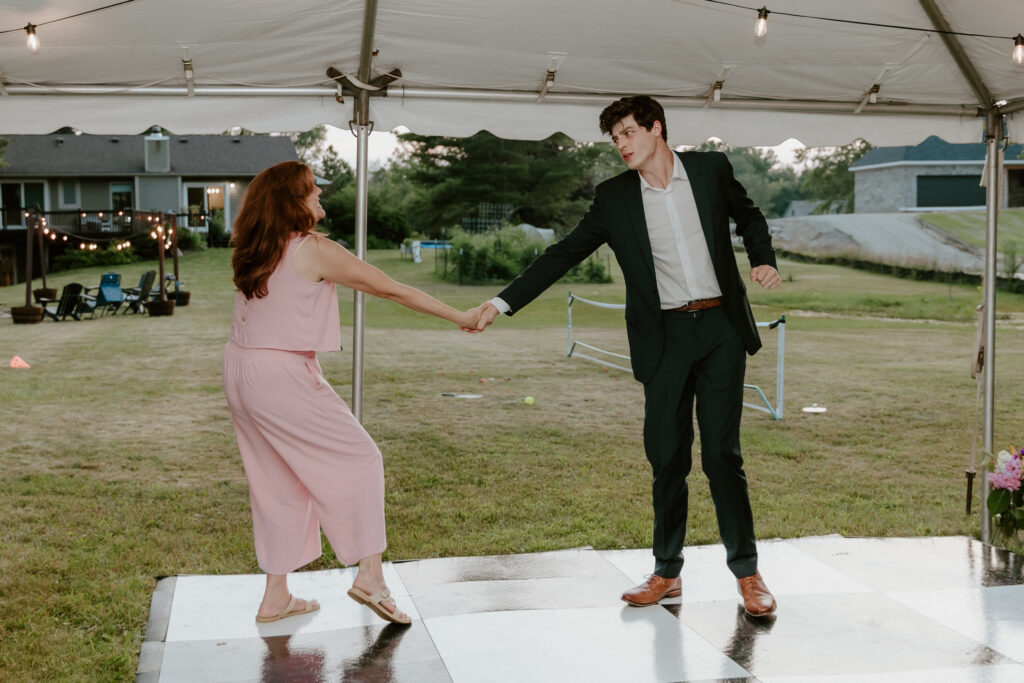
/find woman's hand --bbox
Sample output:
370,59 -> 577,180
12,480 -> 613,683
459,304 -> 485,333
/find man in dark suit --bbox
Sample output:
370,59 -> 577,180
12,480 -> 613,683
475,95 -> 780,617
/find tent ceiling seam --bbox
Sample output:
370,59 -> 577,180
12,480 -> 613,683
918,0 -> 995,110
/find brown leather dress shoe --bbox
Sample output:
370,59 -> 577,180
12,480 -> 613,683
737,572 -> 777,617
621,574 -> 682,606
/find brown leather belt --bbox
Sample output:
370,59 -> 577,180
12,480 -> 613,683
667,297 -> 723,313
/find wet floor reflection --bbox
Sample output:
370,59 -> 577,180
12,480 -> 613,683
259,623 -> 414,682
261,635 -> 327,682
339,623 -> 412,681
721,606 -> 776,673
967,538 -> 1024,587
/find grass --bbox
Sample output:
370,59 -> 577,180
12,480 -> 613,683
919,208 -> 1024,252
2,247 -> 1024,680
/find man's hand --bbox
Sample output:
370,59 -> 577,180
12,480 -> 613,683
750,265 -> 781,290
475,301 -> 500,331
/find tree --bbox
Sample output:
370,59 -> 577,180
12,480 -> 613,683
795,140 -> 872,214
693,141 -> 803,218
396,131 -> 619,236
320,163 -> 421,246
319,145 -> 353,184
291,126 -> 327,168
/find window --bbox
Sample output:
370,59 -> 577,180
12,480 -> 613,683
1,182 -> 45,227
60,180 -> 79,208
111,182 -> 133,212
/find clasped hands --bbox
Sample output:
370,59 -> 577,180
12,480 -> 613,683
458,301 -> 500,333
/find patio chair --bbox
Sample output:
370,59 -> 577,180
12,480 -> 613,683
122,270 -> 157,314
78,272 -> 125,317
150,274 -> 181,301
40,282 -> 84,321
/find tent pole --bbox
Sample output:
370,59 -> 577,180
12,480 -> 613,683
980,111 -> 1001,543
351,115 -> 369,422
350,0 -> 379,422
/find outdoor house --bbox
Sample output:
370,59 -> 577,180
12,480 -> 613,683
851,135 -> 1024,213
0,130 -> 300,285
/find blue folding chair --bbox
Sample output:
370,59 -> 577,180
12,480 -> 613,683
78,272 -> 125,317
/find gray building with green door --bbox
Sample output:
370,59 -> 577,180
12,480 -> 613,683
850,135 -> 1024,213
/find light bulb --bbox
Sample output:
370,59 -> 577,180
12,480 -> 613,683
1013,35 -> 1024,65
754,7 -> 769,38
25,24 -> 39,53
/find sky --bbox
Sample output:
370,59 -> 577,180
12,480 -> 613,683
323,125 -> 812,171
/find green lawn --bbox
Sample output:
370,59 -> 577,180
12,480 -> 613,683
919,208 -> 1024,252
2,247 -> 1023,680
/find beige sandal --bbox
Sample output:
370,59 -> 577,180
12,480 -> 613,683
347,586 -> 411,624
255,594 -> 320,623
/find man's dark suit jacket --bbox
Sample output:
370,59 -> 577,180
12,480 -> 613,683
498,150 -> 777,384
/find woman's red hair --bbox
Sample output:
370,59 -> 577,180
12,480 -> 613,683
231,161 -> 319,299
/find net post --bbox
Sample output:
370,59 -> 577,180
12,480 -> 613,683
775,315 -> 786,419
567,291 -> 574,357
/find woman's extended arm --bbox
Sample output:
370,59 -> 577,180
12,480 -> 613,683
295,235 -> 481,330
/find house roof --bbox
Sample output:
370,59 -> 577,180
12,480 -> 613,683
0,132 -> 299,177
851,135 -> 1024,170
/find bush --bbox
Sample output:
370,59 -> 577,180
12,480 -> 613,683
339,233 -> 395,250
323,185 -> 411,247
52,246 -> 135,273
563,254 -> 613,284
174,226 -> 205,251
208,210 -> 228,246
440,225 -> 612,285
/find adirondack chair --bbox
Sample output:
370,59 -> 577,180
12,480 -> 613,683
151,274 -> 183,302
40,282 -> 84,321
78,272 -> 125,317
121,270 -> 157,314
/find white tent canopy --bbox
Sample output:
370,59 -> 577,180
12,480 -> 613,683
2,0 -> 1015,539
2,0 -> 1024,144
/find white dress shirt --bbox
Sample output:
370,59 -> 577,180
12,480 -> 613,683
640,154 -> 721,309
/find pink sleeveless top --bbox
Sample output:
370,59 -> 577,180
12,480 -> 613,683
230,234 -> 341,352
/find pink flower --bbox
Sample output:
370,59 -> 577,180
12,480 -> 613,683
989,450 -> 1022,491
990,470 -> 1022,491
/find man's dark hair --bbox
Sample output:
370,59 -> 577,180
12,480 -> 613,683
599,95 -> 667,142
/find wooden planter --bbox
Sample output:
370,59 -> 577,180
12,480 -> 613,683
147,300 -> 175,317
12,305 -> 45,324
33,288 -> 57,303
174,290 -> 191,306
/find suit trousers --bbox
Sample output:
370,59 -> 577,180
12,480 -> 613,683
642,307 -> 758,580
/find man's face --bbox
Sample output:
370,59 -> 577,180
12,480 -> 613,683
609,115 -> 662,171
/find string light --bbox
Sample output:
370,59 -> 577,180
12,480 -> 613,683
2,2 -> 137,52
701,1 -> 1024,65
754,7 -> 769,38
24,23 -> 39,53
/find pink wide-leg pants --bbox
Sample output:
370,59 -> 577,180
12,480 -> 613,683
222,341 -> 386,574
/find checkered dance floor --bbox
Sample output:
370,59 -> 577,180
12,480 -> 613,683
138,536 -> 1024,682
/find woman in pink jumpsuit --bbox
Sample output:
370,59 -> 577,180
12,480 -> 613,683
223,161 -> 481,624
